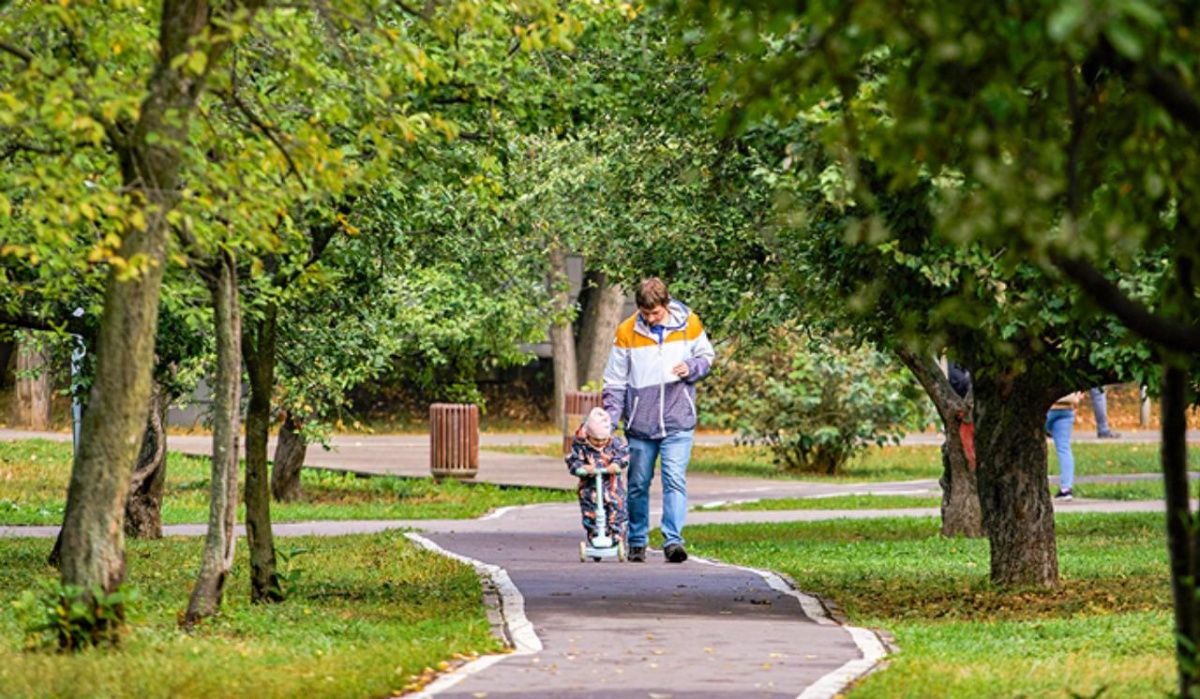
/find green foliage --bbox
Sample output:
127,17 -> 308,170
701,330 -> 932,474
12,582 -> 136,652
677,0 -> 1200,392
274,545 -> 310,598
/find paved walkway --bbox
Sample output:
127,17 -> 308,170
0,429 -> 1180,698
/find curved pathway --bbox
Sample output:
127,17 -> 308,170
407,503 -> 882,699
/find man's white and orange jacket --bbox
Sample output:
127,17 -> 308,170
601,300 -> 715,440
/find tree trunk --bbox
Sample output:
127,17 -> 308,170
243,304 -> 283,603
125,380 -> 171,539
0,339 -> 14,387
59,210 -> 169,596
547,240 -> 578,433
58,0 -> 263,603
940,420 -> 984,538
1160,363 -> 1196,697
575,270 -> 625,388
973,368 -> 1063,587
185,252 -> 242,628
271,411 -> 308,502
895,349 -> 984,538
14,334 -> 52,430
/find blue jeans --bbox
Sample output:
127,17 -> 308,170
1089,387 -> 1111,435
627,430 -> 694,548
1046,409 -> 1075,490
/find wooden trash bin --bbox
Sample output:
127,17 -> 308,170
430,403 -> 479,479
562,391 -> 603,455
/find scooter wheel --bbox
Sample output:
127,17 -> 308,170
592,557 -> 602,562
579,541 -> 586,562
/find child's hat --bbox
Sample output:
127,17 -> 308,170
584,407 -> 612,441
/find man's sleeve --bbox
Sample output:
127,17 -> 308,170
683,314 -> 715,382
614,438 -> 631,470
601,338 -> 629,428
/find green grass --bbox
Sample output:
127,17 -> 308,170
0,531 -> 500,698
682,513 -> 1173,698
0,439 -> 571,526
699,494 -> 941,511
487,441 -> 1188,484
1071,480 -> 1166,501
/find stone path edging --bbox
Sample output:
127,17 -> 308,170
405,533 -> 541,698
688,554 -> 889,699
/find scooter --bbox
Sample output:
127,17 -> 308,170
579,467 -> 625,563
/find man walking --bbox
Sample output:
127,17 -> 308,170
602,278 -> 715,563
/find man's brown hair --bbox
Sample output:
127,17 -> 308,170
635,277 -> 670,310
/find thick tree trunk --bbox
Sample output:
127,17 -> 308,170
59,213 -> 169,596
243,305 -> 283,603
895,349 -> 984,538
125,380 -> 171,539
271,412 -> 308,502
1160,363 -> 1196,697
185,253 -> 242,628
940,421 -> 984,538
575,271 -> 625,388
58,0 -> 263,603
14,334 -> 52,430
973,368 -> 1064,588
547,241 -> 578,433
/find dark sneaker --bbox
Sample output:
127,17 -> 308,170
664,543 -> 688,563
1054,488 -> 1074,501
1097,431 -> 1121,439
628,546 -> 646,563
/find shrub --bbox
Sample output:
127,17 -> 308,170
700,330 -> 932,474
12,581 -> 135,651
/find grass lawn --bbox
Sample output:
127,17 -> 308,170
0,439 -> 571,526
0,531 -> 500,698
681,513 -> 1174,698
703,484 -> 1170,511
1074,480 -> 1166,501
698,494 -> 941,511
487,441 -> 1189,485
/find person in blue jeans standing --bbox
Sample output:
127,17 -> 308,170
1047,392 -> 1083,501
602,277 -> 715,563
1089,386 -> 1120,438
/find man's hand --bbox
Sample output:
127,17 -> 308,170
672,362 -> 689,379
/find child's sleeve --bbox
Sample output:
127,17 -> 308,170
565,441 -> 588,476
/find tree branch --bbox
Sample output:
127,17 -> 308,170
1147,67 -> 1200,134
0,308 -> 88,336
1050,250 -> 1200,353
224,87 -> 307,191
0,41 -> 33,64
0,141 -> 62,161
895,346 -> 969,424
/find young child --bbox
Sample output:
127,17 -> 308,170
566,407 -> 629,544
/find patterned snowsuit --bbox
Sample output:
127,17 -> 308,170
565,427 -> 629,541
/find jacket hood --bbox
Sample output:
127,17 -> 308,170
573,425 -> 616,449
571,427 -> 604,449
634,299 -> 691,337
